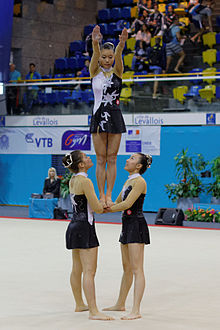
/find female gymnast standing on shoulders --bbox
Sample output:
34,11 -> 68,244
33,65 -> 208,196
103,153 -> 152,320
62,150 -> 114,321
89,25 -> 128,208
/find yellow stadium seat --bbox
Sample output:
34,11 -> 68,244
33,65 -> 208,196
123,53 -> 134,69
202,32 -> 216,48
131,6 -> 138,18
120,87 -> 132,104
133,0 -> 138,4
203,67 -> 216,84
179,2 -> 188,8
158,4 -> 166,13
173,86 -> 188,104
150,36 -> 162,47
122,71 -> 134,87
179,17 -> 190,26
126,38 -> 136,51
202,49 -> 217,66
199,85 -> 216,103
174,8 -> 186,16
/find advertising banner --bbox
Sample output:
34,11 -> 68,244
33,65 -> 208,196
0,126 -> 161,155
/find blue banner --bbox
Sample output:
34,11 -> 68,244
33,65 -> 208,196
0,0 -> 14,83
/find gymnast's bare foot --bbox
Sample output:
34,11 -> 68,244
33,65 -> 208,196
121,312 -> 141,320
103,305 -> 125,311
100,198 -> 107,208
75,305 -> 89,312
106,198 -> 114,208
89,311 -> 114,320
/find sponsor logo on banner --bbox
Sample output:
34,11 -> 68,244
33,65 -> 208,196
0,116 -> 5,127
126,140 -> 141,153
127,128 -> 141,139
206,113 -> 216,125
134,115 -> 164,125
61,130 -> 91,151
33,116 -> 58,126
0,134 -> 9,149
25,133 -> 53,148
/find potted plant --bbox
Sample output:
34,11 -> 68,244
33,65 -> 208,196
207,156 -> 220,204
59,170 -> 73,212
165,149 -> 207,211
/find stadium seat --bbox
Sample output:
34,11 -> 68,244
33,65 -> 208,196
65,89 -> 81,105
173,86 -> 188,104
133,70 -> 148,85
120,87 -> 132,104
202,49 -> 217,66
203,67 -> 216,84
110,8 -> 121,21
121,7 -> 131,19
123,53 -> 134,69
215,86 -> 220,98
216,33 -> 220,45
46,92 -> 58,106
189,68 -> 203,85
217,50 -> 220,62
55,58 -> 67,71
84,24 -> 95,37
126,37 -> 136,51
174,7 -> 186,16
67,57 -> 78,70
99,23 -> 108,36
151,36 -> 162,47
65,73 -> 75,79
98,9 -> 110,22
125,0 -> 133,5
158,4 -> 166,13
202,32 -> 216,48
130,6 -> 138,18
122,71 -> 134,86
179,17 -> 190,27
216,16 -> 220,27
69,41 -> 85,53
184,85 -> 202,98
199,85 -> 216,103
58,90 -> 71,106
108,22 -> 117,36
112,0 -> 121,6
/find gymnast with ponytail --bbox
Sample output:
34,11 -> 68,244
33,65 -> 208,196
103,153 -> 152,320
62,150 -> 114,321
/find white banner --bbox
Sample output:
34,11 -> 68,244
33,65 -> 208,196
0,126 -> 161,155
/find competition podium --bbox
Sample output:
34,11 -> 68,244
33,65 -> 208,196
29,198 -> 58,219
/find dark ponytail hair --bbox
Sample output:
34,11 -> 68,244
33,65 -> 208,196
100,42 -> 115,51
137,153 -> 152,175
62,150 -> 82,173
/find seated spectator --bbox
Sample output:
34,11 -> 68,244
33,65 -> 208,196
23,63 -> 41,114
43,167 -> 61,198
136,24 -> 151,47
148,3 -> 165,37
165,5 -> 177,29
132,40 -> 149,72
148,37 -> 166,98
80,59 -> 90,77
6,63 -> 21,115
165,17 -> 185,73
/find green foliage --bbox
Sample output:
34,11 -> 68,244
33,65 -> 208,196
60,170 -> 73,199
165,149 -> 207,202
207,156 -> 220,198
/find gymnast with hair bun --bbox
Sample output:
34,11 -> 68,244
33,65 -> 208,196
89,25 -> 128,209
62,150 -> 114,321
103,153 -> 152,320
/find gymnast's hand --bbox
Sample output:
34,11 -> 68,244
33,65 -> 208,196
103,207 -> 111,213
119,28 -> 128,44
92,25 -> 102,42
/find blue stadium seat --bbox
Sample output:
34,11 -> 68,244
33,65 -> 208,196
112,0 -> 121,6
216,16 -> 220,27
189,68 -> 203,85
67,57 -> 78,70
38,91 -> 47,105
46,92 -> 58,106
69,41 -> 85,53
65,73 -> 75,79
216,86 -> 220,98
110,8 -> 121,21
55,58 -> 67,71
184,86 -> 202,98
54,73 -> 65,79
121,7 -> 131,19
65,89 -> 81,105
216,33 -> 220,44
99,23 -> 108,36
108,22 -> 117,36
98,9 -> 110,22
58,90 -> 71,106
84,24 -> 95,37
125,0 -> 133,5
42,74 -> 52,80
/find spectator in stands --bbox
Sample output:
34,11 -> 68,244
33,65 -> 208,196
148,37 -> 166,98
165,5 -> 177,29
135,24 -> 151,47
43,167 -> 61,198
23,63 -> 41,114
6,63 -> 21,115
81,59 -> 90,77
165,17 -> 185,73
132,40 -> 149,72
129,12 -> 147,36
148,3 -> 164,37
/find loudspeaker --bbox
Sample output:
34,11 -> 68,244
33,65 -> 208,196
155,208 -> 184,226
